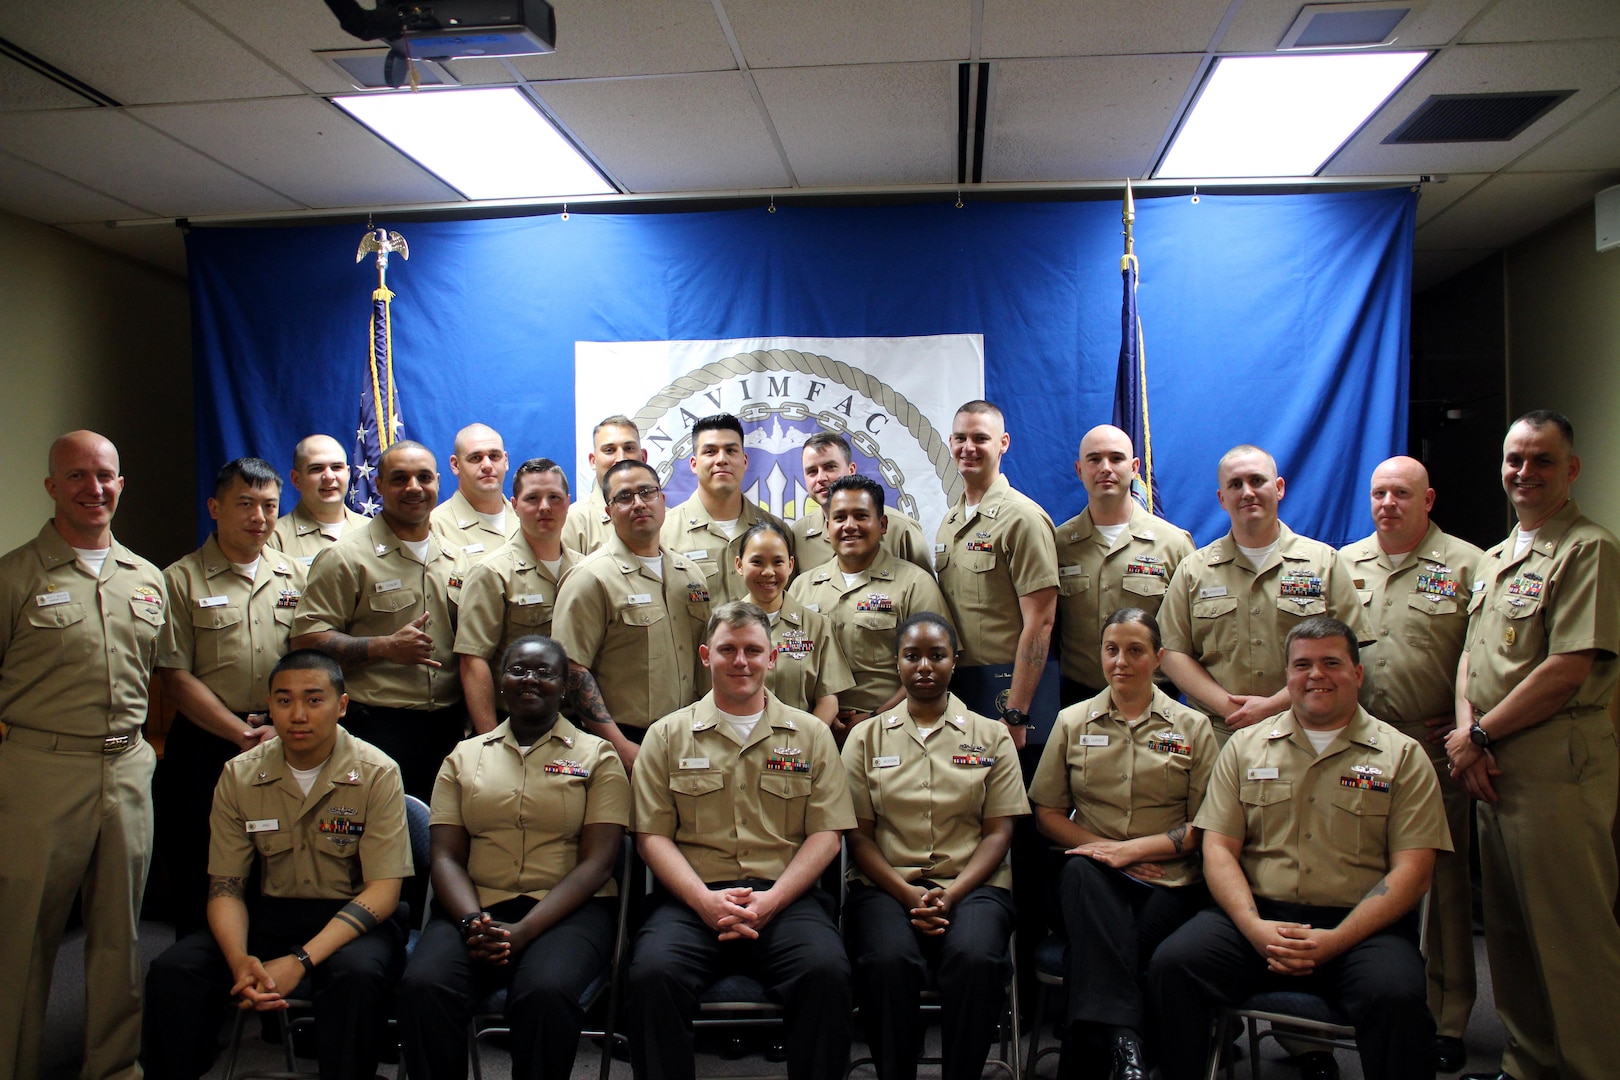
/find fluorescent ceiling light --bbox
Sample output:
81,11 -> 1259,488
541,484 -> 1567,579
334,87 -> 613,200
1157,52 -> 1427,178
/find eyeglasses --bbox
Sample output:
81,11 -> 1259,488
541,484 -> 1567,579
505,664 -> 563,681
608,485 -> 664,509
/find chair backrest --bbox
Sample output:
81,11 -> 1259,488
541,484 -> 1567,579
401,793 -> 433,930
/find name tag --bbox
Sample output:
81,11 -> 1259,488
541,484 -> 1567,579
679,757 -> 710,770
803,602 -> 819,613
1059,565 -> 1086,578
463,543 -> 485,555
626,593 -> 652,606
515,594 -> 550,606
934,543 -> 947,554
296,555 -> 316,567
198,595 -> 229,608
34,591 -> 71,607
246,818 -> 280,833
1079,734 -> 1110,747
872,755 -> 902,768
1247,767 -> 1280,781
375,579 -> 403,594
1472,580 -> 1486,593
684,549 -> 710,560
1200,586 -> 1229,599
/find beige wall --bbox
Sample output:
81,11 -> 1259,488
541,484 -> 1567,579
1507,202 -> 1620,535
0,211 -> 194,564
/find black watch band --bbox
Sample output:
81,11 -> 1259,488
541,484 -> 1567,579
1001,708 -> 1032,728
1470,720 -> 1492,748
291,947 -> 315,975
458,912 -> 484,939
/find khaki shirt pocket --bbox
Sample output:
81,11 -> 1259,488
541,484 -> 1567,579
759,772 -> 812,838
851,611 -> 900,666
619,604 -> 668,629
1121,575 -> 1168,599
1057,567 -> 1090,598
252,828 -> 294,883
26,603 -> 94,664
368,589 -> 419,615
192,606 -> 245,674
670,771 -> 726,836
960,550 -> 997,574
1275,594 -> 1327,618
1466,588 -> 1487,616
1239,778 -> 1293,849
1402,593 -> 1458,648
1329,785 -> 1391,854
272,606 -> 295,630
510,602 -> 551,628
129,597 -> 164,651
1192,595 -> 1239,652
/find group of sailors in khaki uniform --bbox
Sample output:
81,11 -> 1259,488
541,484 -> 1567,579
2,404 -> 1618,1080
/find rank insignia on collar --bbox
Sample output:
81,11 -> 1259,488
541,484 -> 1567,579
952,753 -> 995,767
559,735 -> 574,748
345,769 -> 361,783
376,544 -> 389,555
544,760 -> 590,777
277,589 -> 301,609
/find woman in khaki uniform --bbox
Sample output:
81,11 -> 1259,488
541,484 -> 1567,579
735,522 -> 854,728
1029,608 -> 1216,1080
842,612 -> 1030,1080
398,635 -> 630,1080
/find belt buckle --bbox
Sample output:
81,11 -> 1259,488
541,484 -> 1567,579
102,734 -> 131,753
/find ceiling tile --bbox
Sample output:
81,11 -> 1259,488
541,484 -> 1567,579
55,221 -> 189,278
1462,0 -> 1620,43
0,151 -> 150,221
1324,41 -> 1620,175
534,73 -> 790,192
755,63 -> 955,187
1414,169 -> 1620,250
0,55 -> 96,112
506,0 -> 737,80
981,0 -> 1230,58
982,55 -> 1202,182
723,0 -> 970,68
0,109 -> 298,217
1416,172 -> 1488,223
438,60 -> 521,87
1219,0 -> 1492,53
134,98 -> 462,209
0,0 -> 302,104
197,0 -> 381,96
1412,247 -> 1496,291
1511,88 -> 1620,172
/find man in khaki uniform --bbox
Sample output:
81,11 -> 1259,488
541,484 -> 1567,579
292,439 -> 466,799
792,431 -> 933,576
1055,424 -> 1195,705
562,414 -> 646,556
1159,444 -> 1368,743
1149,618 -> 1451,1080
552,460 -> 712,768
271,433 -> 368,567
660,413 -> 791,605
789,476 -> 951,731
156,456 -> 304,935
431,422 -> 518,563
0,430 -> 166,1080
456,458 -> 577,734
628,601 -> 855,1080
1445,412 -> 1620,1080
1340,456 -> 1484,1071
143,650 -> 413,1080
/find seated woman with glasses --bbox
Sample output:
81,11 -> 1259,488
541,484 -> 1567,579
398,635 -> 630,1080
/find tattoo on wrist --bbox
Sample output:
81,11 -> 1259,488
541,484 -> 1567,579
1167,824 -> 1188,854
208,876 -> 246,900
334,899 -> 381,934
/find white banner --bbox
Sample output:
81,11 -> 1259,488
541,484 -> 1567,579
573,335 -> 984,539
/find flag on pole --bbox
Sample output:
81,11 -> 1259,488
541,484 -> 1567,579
1110,181 -> 1163,516
349,229 -> 409,517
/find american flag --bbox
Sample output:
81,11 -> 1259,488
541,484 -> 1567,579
349,230 -> 407,516
1111,189 -> 1162,517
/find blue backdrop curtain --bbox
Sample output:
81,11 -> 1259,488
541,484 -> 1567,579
187,188 -> 1414,547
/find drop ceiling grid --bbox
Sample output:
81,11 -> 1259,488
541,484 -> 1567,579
0,151 -> 150,222
503,0 -> 740,81
720,0 -> 972,68
1217,0 -> 1494,53
1509,87 -> 1620,171
1414,168 -> 1619,249
978,0 -> 1234,58
1460,0 -> 1620,43
0,56 -> 97,112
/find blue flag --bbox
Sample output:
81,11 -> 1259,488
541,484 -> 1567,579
348,281 -> 402,517
1111,252 -> 1163,516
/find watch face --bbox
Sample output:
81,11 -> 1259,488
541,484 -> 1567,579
1471,725 -> 1489,746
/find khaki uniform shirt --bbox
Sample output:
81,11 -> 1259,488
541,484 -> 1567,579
1341,523 -> 1485,736
765,596 -> 855,714
633,692 -> 854,883
270,503 -> 370,568
1463,499 -> 1620,716
1029,686 -> 1217,887
660,494 -> 791,606
561,488 -> 612,557
1194,706 -> 1451,908
550,534 -> 711,730
207,727 -> 414,900
1055,504 -> 1196,688
1159,523 -> 1369,730
787,549 -> 953,712
791,506 -> 934,577
453,536 -> 575,664
934,474 -> 1060,667
430,717 -> 630,907
156,536 -> 306,714
0,522 -> 166,739
842,693 -> 1028,890
431,490 -> 520,566
293,515 -> 465,709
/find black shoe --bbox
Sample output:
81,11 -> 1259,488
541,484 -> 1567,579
1433,1036 -> 1466,1072
1110,1032 -> 1146,1080
1294,1051 -> 1340,1080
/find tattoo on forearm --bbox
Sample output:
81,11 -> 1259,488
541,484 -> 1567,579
1167,824 -> 1188,854
330,634 -> 373,667
334,899 -> 381,934
565,663 -> 613,726
1366,877 -> 1391,899
208,876 -> 246,900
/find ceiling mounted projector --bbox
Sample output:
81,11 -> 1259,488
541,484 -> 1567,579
325,0 -> 556,60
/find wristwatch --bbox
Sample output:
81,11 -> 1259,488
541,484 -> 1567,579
1470,719 -> 1492,748
1000,708 -> 1032,728
458,912 -> 484,940
291,946 -> 315,975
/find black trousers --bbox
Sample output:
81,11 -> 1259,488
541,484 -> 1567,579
154,713 -> 246,936
341,701 -> 466,800
141,897 -> 406,1080
1146,903 -> 1433,1080
398,897 -> 616,1080
627,883 -> 850,1080
845,883 -> 1015,1080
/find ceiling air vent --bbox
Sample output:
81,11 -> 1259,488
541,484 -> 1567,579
1278,3 -> 1422,50
1383,91 -> 1573,143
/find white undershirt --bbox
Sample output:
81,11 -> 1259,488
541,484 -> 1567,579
766,609 -> 781,625
1303,726 -> 1343,755
402,537 -> 431,563
230,558 -> 260,581
1386,549 -> 1414,569
318,519 -> 347,541
1514,528 -> 1539,559
1237,540 -> 1279,572
541,557 -> 563,578
964,502 -> 979,519
722,708 -> 763,742
289,760 -> 327,796
1095,522 -> 1128,547
713,517 -> 738,539
638,554 -> 664,580
73,546 -> 110,577
842,571 -> 865,588
476,508 -> 507,535
914,722 -> 937,736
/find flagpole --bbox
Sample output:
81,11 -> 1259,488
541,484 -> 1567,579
1119,180 -> 1155,515
350,228 -> 409,515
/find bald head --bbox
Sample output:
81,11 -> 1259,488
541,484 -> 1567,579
45,430 -> 123,547
49,430 -> 118,477
1369,455 -> 1435,553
